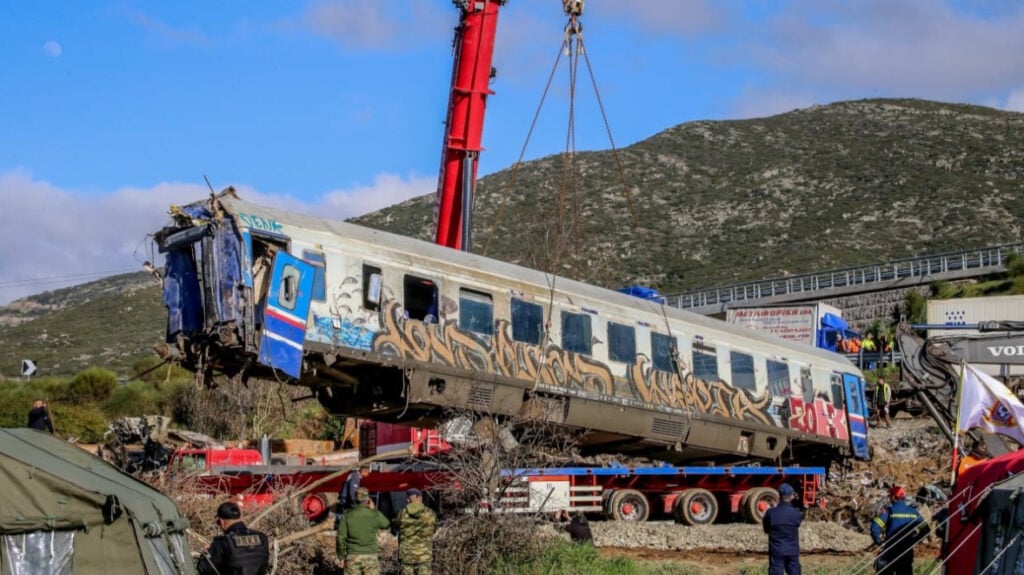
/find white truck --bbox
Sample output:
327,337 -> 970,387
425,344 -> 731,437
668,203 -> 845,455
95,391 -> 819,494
927,294 -> 1024,379
726,303 -> 854,352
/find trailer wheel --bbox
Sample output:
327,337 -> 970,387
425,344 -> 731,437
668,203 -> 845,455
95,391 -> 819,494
301,493 -> 331,524
741,487 -> 779,524
674,488 -> 718,526
607,489 -> 650,522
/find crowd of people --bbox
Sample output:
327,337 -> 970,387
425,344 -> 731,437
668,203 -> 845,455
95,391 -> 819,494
837,332 -> 895,355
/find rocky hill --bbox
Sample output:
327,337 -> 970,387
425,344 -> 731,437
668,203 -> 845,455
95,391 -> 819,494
3,98 -> 1023,378
0,273 -> 164,378
356,98 -> 1024,292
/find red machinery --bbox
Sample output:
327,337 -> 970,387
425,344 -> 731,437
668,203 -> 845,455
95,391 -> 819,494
369,0 -> 509,458
432,0 -> 505,251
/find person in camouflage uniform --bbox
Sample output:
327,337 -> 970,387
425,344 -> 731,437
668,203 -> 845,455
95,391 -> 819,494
393,488 -> 437,575
337,487 -> 390,575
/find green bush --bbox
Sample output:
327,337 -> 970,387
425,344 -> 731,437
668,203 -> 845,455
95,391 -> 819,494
67,367 -> 118,403
102,381 -> 163,418
902,291 -> 928,325
48,403 -> 108,443
0,378 -> 69,428
1007,253 -> 1024,278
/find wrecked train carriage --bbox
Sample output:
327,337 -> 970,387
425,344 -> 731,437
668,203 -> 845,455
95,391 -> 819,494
154,191 -> 870,466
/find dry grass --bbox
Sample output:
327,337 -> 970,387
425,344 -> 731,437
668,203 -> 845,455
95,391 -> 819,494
147,472 -> 348,574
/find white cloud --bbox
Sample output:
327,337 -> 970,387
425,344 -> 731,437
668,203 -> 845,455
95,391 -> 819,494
745,0 -> 1024,104
297,0 -> 449,51
1006,87 -> 1024,112
122,8 -> 209,46
0,169 -> 433,305
321,172 -> 435,218
729,87 -> 818,120
589,0 -> 724,36
42,41 -> 62,58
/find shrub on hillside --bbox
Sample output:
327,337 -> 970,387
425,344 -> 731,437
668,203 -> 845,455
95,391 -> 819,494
67,367 -> 117,403
1007,253 -> 1024,278
48,403 -> 108,443
130,357 -> 193,385
102,381 -> 163,418
0,377 -> 70,428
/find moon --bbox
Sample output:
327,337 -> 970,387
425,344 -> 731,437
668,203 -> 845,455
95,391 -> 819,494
43,41 -> 62,58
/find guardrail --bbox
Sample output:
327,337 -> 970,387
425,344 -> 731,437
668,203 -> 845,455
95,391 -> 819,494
842,351 -> 902,371
665,242 -> 1024,311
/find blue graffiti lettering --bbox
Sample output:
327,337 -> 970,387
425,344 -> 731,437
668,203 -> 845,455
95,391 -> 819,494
237,213 -> 284,234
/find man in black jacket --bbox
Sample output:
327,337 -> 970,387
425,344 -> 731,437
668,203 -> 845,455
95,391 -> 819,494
27,399 -> 54,433
763,483 -> 802,575
198,502 -> 270,575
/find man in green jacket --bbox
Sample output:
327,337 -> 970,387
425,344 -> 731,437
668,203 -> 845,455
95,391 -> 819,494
393,488 -> 437,575
337,487 -> 390,575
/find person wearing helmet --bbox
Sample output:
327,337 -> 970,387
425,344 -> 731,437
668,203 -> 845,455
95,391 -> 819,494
871,485 -> 929,574
762,483 -> 802,575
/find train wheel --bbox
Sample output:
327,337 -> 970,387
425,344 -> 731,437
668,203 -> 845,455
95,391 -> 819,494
675,488 -> 718,526
741,487 -> 779,524
608,489 -> 650,522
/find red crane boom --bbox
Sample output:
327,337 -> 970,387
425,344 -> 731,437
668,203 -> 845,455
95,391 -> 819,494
432,0 -> 505,251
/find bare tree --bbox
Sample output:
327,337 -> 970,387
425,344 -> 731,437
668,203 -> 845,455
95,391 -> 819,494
420,409 -> 583,575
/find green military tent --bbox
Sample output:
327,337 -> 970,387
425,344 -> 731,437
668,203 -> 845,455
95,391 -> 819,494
0,428 -> 196,574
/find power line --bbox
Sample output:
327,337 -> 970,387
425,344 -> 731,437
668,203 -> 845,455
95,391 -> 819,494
0,268 -> 142,289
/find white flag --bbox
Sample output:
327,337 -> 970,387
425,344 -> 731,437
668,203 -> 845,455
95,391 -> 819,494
959,364 -> 1024,445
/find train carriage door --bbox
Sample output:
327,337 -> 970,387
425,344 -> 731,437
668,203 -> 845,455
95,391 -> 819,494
258,251 -> 315,378
842,373 -> 870,459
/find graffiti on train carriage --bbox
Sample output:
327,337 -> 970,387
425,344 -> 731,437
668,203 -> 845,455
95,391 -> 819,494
299,269 -> 849,440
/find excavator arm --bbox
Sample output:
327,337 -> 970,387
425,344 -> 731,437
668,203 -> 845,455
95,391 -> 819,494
897,321 -> 1024,452
895,323 -> 962,443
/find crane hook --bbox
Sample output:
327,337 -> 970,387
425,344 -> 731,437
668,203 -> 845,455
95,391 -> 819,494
562,0 -> 584,17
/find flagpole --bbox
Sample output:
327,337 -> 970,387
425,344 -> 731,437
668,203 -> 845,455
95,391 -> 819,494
944,361 -> 968,555
950,361 -> 966,486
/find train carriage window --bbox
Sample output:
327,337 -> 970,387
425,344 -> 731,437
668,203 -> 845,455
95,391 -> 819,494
362,264 -> 382,311
608,322 -> 636,364
403,275 -> 438,321
692,341 -> 719,382
767,360 -> 790,399
730,351 -> 756,391
651,332 -> 676,373
561,311 -> 592,355
511,299 -> 544,345
801,367 -> 814,402
279,264 -> 301,311
302,250 -> 327,302
459,289 -> 494,336
831,374 -> 846,410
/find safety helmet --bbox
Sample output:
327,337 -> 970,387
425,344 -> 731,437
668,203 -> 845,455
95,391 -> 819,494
889,485 -> 906,499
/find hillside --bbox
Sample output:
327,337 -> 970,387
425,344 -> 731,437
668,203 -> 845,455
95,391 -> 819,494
0,273 -> 164,378
2,98 -> 1023,378
356,98 -> 1024,291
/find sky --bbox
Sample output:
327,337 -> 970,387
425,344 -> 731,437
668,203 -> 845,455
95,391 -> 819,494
2,0 -> 1024,305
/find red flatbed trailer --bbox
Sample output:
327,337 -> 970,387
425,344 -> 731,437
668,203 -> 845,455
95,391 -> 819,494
183,463 -> 825,525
